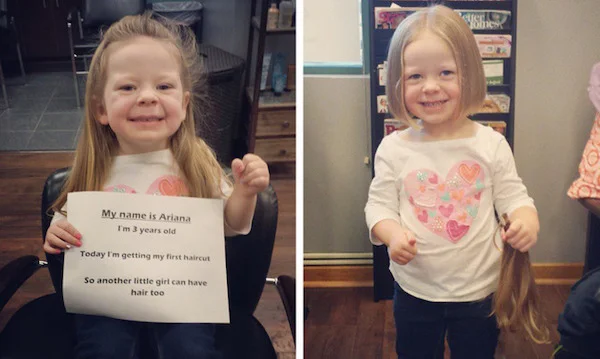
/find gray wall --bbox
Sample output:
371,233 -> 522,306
201,0 -> 251,59
304,1 -> 600,263
514,1 -> 600,262
304,76 -> 373,255
201,1 -> 295,62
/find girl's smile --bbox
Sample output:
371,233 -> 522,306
420,99 -> 449,108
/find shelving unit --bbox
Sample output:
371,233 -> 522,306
244,0 -> 296,164
368,0 -> 518,301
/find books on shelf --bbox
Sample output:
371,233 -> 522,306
378,62 -> 388,86
478,121 -> 507,136
480,93 -> 510,113
384,118 -> 408,136
374,7 -> 511,31
374,6 -> 421,29
483,59 -> 503,85
377,59 -> 507,88
377,95 -> 389,113
457,10 -> 511,30
475,35 -> 511,58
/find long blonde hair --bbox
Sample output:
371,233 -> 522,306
52,12 -> 224,214
493,216 -> 550,344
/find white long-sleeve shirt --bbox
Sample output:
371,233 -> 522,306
365,123 -> 535,302
51,149 -> 251,235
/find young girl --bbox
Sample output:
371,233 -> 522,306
42,13 -> 269,359
365,6 -> 540,358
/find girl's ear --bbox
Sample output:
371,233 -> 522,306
183,91 -> 190,112
95,97 -> 109,125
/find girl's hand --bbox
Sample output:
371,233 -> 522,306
502,218 -> 538,252
388,229 -> 418,265
231,154 -> 269,197
43,219 -> 82,254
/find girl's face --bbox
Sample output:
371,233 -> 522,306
97,36 -> 190,155
402,30 -> 461,129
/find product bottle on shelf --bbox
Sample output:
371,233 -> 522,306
271,53 -> 287,96
278,0 -> 294,28
267,2 -> 279,30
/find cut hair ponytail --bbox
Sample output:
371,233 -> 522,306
492,215 -> 550,344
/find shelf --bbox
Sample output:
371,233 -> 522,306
252,17 -> 295,34
262,158 -> 295,164
482,57 -> 511,61
487,84 -> 511,92
247,87 -> 296,110
374,1 -> 512,9
471,112 -> 510,121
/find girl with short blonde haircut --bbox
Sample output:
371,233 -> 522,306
366,5 -> 548,358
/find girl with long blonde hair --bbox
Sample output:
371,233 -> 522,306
42,13 -> 269,358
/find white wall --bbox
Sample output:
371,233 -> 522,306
304,1 -> 600,263
304,0 -> 361,63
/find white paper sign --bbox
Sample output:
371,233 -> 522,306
63,192 -> 230,323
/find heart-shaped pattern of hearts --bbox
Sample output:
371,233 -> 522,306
404,161 -> 485,243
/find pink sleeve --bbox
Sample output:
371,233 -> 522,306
568,112 -> 600,199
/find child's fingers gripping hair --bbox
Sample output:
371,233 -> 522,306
493,214 -> 550,344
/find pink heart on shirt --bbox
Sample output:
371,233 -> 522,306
147,176 -> 189,196
447,220 -> 469,241
404,161 -> 485,243
439,204 -> 454,218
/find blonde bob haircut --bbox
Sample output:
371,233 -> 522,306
52,12 -> 225,215
385,5 -> 486,128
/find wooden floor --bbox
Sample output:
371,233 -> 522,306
0,151 -> 295,357
305,285 -> 570,359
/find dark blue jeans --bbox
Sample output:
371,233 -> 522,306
557,267 -> 600,359
393,283 -> 499,359
74,314 -> 221,359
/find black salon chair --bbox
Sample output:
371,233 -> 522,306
0,167 -> 294,359
67,0 -> 146,106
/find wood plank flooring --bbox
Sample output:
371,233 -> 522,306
0,151 -> 295,357
305,286 -> 571,359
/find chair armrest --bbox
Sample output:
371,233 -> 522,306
66,7 -> 84,40
0,255 -> 47,312
66,7 -> 78,23
267,275 -> 296,341
0,10 -> 8,24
